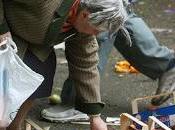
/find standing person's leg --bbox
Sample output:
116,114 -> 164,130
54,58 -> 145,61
97,32 -> 116,74
115,13 -> 175,79
96,16 -> 175,105
61,31 -> 116,105
7,49 -> 56,130
114,13 -> 175,105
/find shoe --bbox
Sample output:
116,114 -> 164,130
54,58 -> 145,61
151,67 -> 175,106
41,105 -> 89,123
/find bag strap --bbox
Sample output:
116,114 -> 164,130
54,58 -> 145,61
8,38 -> 18,53
0,38 -> 17,55
0,39 -> 7,47
0,40 -> 8,54
44,0 -> 76,46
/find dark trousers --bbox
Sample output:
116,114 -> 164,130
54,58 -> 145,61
23,49 -> 56,99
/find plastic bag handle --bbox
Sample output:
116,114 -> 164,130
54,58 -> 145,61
0,39 -> 7,47
0,38 -> 18,54
0,40 -> 9,54
7,38 -> 17,53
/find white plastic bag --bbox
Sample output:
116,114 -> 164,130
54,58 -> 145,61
0,38 -> 44,127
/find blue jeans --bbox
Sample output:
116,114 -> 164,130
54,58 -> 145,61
60,13 -> 175,104
97,32 -> 116,74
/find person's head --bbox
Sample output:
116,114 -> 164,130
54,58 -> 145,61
73,0 -> 127,35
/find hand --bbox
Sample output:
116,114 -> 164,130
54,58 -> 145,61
147,103 -> 159,111
90,116 -> 108,130
0,32 -> 12,43
73,9 -> 100,35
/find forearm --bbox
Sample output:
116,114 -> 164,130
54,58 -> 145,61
65,33 -> 104,115
0,0 -> 9,35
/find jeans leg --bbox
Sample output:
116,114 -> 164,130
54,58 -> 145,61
97,32 -> 116,74
114,13 -> 175,79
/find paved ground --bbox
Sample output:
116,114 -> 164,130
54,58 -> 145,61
26,0 -> 175,129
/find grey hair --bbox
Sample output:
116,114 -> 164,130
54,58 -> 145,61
80,0 -> 128,34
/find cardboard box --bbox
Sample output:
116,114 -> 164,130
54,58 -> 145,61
134,105 -> 175,129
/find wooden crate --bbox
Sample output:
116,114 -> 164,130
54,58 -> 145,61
120,113 -> 148,130
148,116 -> 172,130
25,119 -> 49,130
131,92 -> 175,130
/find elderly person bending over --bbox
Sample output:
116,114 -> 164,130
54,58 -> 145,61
42,0 -> 127,130
0,0 -> 126,130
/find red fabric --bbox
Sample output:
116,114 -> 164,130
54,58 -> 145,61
62,0 -> 80,32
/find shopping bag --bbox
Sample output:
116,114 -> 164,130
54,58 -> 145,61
0,38 -> 44,127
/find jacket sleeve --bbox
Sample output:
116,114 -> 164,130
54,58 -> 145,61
0,0 -> 9,34
65,33 -> 105,115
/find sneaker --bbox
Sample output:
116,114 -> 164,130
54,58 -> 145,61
41,105 -> 89,123
151,67 -> 175,106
